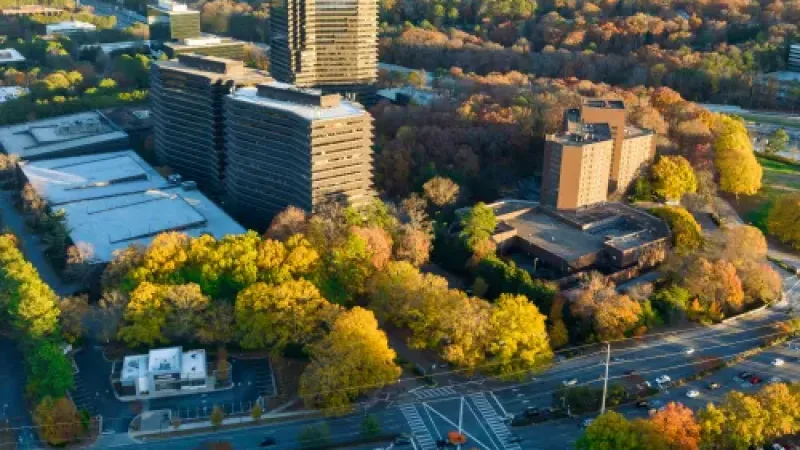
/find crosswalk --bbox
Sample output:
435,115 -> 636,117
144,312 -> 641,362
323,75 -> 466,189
469,393 -> 521,450
399,404 -> 437,450
413,386 -> 457,399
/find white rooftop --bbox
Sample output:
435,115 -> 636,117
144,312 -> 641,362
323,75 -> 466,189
230,83 -> 366,121
149,347 -> 182,374
80,40 -> 151,54
0,86 -> 28,103
46,21 -> 97,34
121,354 -> 149,382
0,111 -> 128,160
180,350 -> 207,380
154,0 -> 196,13
21,151 -> 245,263
0,48 -> 25,64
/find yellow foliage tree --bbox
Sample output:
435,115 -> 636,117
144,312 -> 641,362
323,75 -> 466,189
234,280 -> 341,350
33,396 -> 82,446
651,155 -> 697,201
486,294 -> 552,376
299,307 -> 401,409
713,115 -> 762,196
767,193 -> 800,250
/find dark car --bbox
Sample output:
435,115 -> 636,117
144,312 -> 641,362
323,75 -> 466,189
394,434 -> 412,445
524,407 -> 540,417
707,382 -> 722,390
739,371 -> 754,380
259,437 -> 276,447
635,400 -> 650,408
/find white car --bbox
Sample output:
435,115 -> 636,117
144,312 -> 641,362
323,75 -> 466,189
563,378 -> 578,386
772,358 -> 785,367
769,376 -> 783,384
684,348 -> 695,355
583,418 -> 595,428
655,375 -> 672,385
686,389 -> 700,398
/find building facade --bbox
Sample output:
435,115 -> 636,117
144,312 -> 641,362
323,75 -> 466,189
224,82 -> 374,228
151,54 -> 271,195
120,347 -> 209,398
270,0 -> 378,102
541,125 -> 613,210
147,0 -> 201,41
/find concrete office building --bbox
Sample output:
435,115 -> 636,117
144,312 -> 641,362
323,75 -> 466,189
119,347 -> 210,399
151,54 -> 271,195
270,0 -> 378,102
542,123 -> 614,210
580,99 -> 654,193
148,0 -> 245,59
224,82 -> 374,228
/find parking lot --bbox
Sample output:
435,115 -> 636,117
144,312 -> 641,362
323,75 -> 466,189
73,346 -> 276,433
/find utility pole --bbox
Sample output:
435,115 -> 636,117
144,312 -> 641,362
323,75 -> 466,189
600,342 -> 611,415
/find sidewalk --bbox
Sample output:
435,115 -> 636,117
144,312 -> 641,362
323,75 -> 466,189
130,409 -> 318,439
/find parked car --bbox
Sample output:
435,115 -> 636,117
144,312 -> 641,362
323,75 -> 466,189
259,437 -> 277,447
655,375 -> 671,385
772,358 -> 785,367
768,377 -> 782,384
635,400 -> 650,408
686,390 -> 700,398
738,371 -> 754,380
563,378 -> 578,386
394,434 -> 412,445
706,382 -> 722,390
684,347 -> 695,355
524,407 -> 540,418
748,375 -> 762,385
583,418 -> 595,428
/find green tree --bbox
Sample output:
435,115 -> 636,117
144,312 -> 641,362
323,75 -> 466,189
298,423 -> 331,449
764,128 -> 789,155
360,414 -> 381,438
576,411 -> 642,450
250,404 -> 263,421
25,340 -> 74,399
651,156 -> 697,201
460,203 -> 496,251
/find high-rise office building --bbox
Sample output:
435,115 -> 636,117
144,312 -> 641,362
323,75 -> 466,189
148,0 -> 245,60
580,99 -> 654,193
541,122 -> 613,210
151,54 -> 271,196
224,82 -> 374,228
269,0 -> 378,102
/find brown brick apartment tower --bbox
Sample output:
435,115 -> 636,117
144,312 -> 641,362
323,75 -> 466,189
150,54 -> 272,196
269,0 -> 378,104
224,82 -> 374,228
541,122 -> 614,210
580,99 -> 654,194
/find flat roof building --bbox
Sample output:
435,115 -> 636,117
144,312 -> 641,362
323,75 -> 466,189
45,21 -> 97,35
0,48 -> 26,65
151,54 -> 272,196
0,111 -> 129,160
147,0 -> 200,41
224,82 -> 374,228
121,347 -> 208,397
459,200 -> 668,275
20,151 -> 245,263
270,0 -> 378,103
162,35 -> 246,60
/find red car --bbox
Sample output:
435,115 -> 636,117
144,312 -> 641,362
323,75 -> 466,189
748,375 -> 762,385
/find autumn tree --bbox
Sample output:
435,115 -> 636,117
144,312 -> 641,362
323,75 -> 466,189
485,294 -> 552,376
235,280 -> 341,351
571,276 -> 642,341
651,156 -> 697,201
264,206 -> 308,241
58,295 -> 89,344
681,257 -> 744,320
767,193 -> 800,250
648,402 -> 701,450
117,282 -> 171,347
652,206 -> 703,253
33,396 -> 82,446
210,405 -> 224,428
422,176 -> 460,208
299,307 -> 401,409
713,115 -> 762,196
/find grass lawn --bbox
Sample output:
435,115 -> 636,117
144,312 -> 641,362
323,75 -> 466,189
735,156 -> 800,232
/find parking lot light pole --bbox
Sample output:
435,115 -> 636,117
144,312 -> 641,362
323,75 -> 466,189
600,343 -> 611,415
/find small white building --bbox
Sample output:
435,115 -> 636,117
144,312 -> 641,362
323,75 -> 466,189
0,48 -> 25,65
46,20 -> 97,35
121,347 -> 208,396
